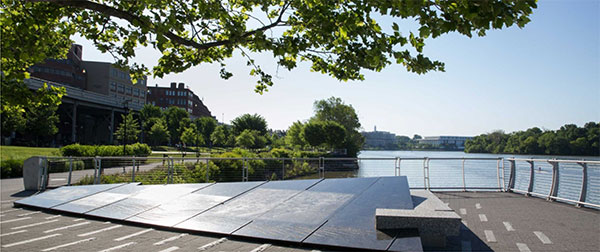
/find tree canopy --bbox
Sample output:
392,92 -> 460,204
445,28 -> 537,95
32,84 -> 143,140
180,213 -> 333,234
312,97 -> 363,156
232,113 -> 268,135
195,116 -> 217,146
2,0 -> 536,93
465,122 -> 599,156
147,118 -> 170,146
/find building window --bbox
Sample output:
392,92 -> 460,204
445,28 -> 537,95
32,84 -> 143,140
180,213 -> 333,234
118,84 -> 124,93
110,82 -> 116,91
134,88 -> 140,97
126,87 -> 132,95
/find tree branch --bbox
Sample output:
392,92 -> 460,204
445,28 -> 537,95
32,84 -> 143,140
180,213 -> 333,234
27,0 -> 291,51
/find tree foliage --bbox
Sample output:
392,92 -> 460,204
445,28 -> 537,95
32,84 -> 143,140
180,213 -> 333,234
139,104 -> 163,142
232,113 -> 268,135
210,125 -> 228,147
195,116 -> 217,146
302,121 -> 327,147
147,118 -> 170,146
162,106 -> 189,144
2,0 -> 536,93
301,120 -> 345,149
1,80 -> 65,143
236,129 -> 256,149
465,122 -> 599,156
114,113 -> 141,144
312,97 -> 363,156
181,124 -> 205,147
285,121 -> 307,148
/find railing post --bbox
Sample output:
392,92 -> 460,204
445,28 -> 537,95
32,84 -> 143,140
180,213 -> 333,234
508,159 -> 516,191
205,158 -> 210,183
395,157 -> 401,176
131,157 -> 136,182
496,159 -> 501,192
577,162 -> 588,208
242,158 -> 248,182
40,157 -> 48,190
67,157 -> 73,186
98,158 -> 103,184
526,160 -> 534,196
93,157 -> 103,185
319,157 -> 325,179
462,158 -> 466,192
548,160 -> 559,201
501,158 -> 506,191
282,159 -> 285,180
92,157 -> 98,184
168,158 -> 174,184
422,158 -> 428,190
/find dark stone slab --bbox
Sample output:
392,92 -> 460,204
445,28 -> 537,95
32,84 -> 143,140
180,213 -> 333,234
86,183 -> 208,220
304,176 -> 417,251
14,183 -> 125,209
130,181 -> 266,227
232,177 -> 379,242
388,229 -> 424,252
174,179 -> 321,233
52,183 -> 149,214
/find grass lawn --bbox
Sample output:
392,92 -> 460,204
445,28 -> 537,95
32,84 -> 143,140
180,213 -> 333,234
0,145 -> 60,161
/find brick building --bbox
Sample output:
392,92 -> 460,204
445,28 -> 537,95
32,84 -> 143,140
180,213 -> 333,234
29,44 -> 87,89
147,82 -> 212,118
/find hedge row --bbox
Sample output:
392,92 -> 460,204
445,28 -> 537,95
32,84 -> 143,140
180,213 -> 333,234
60,143 -> 151,157
1,159 -> 24,178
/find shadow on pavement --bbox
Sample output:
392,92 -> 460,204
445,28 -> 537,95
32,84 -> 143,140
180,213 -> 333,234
11,190 -> 38,198
424,224 -> 492,252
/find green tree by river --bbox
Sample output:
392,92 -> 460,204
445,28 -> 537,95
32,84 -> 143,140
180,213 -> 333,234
464,122 -> 599,156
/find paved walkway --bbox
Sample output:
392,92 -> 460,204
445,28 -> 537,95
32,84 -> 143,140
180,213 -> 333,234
434,191 -> 600,251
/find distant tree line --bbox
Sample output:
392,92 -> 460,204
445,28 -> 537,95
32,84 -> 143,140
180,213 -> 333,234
363,134 -> 458,151
130,96 -> 364,157
464,122 -> 599,156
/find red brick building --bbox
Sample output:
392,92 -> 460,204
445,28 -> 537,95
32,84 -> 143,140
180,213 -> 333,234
147,82 -> 212,118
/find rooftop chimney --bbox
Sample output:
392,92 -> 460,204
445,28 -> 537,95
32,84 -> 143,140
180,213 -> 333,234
170,82 -> 176,88
178,82 -> 185,89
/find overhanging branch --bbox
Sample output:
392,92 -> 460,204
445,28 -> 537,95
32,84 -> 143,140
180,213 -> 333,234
26,0 -> 290,51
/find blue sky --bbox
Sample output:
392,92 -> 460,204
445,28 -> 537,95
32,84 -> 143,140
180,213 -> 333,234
74,0 -> 599,137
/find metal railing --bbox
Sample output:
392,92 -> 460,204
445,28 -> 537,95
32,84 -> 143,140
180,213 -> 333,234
33,156 -> 600,208
505,158 -> 600,208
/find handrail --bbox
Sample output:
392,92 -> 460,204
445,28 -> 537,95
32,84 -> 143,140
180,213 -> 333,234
505,158 -> 599,209
506,158 -> 600,165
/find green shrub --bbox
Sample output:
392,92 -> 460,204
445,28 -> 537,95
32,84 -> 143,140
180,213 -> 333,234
269,148 -> 292,158
1,159 -> 24,178
131,143 -> 152,156
60,143 -> 151,157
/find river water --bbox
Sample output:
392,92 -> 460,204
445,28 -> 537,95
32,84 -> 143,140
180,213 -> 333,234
356,150 -> 600,206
